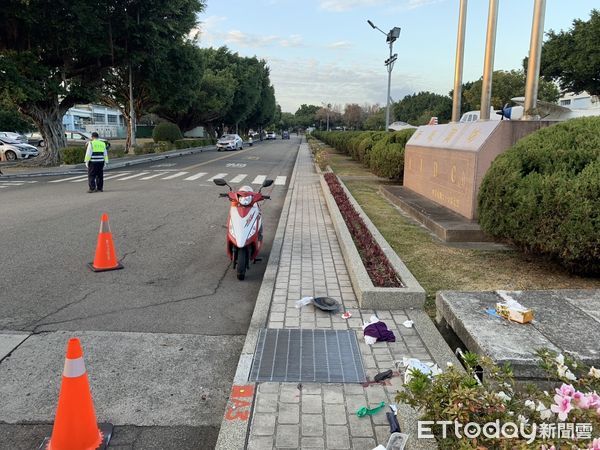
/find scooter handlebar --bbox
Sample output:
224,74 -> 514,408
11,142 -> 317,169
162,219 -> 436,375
262,195 -> 271,200
219,193 -> 229,198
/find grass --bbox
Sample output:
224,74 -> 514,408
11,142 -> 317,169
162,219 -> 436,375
310,140 -> 600,317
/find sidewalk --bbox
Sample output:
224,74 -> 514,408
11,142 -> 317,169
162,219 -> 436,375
217,141 -> 458,449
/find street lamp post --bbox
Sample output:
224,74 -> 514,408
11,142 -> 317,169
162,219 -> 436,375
368,20 -> 401,131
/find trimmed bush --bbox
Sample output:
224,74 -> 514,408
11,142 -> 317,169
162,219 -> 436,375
478,117 -> 600,274
134,142 -> 156,155
152,122 -> 183,143
155,141 -> 174,153
369,129 -> 415,180
174,138 -> 215,149
108,145 -> 125,159
60,146 -> 85,164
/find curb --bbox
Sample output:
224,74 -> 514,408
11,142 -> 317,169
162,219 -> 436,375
214,140 -> 303,450
318,171 -> 426,309
0,145 -> 212,179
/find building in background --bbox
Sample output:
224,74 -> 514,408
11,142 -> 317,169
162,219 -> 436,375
557,92 -> 599,111
62,104 -> 126,138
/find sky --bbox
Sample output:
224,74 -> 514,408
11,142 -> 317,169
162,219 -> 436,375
196,0 -> 598,113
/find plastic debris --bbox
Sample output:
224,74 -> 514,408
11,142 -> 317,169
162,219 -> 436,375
402,320 -> 414,328
341,311 -> 352,319
495,290 -> 534,323
401,357 -> 442,384
295,297 -> 314,308
356,401 -> 386,417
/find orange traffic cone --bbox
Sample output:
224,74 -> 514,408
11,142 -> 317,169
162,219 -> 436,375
88,213 -> 123,272
43,338 -> 112,450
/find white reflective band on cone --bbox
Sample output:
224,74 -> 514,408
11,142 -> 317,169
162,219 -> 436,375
63,357 -> 86,378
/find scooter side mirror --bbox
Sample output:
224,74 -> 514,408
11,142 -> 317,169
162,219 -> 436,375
262,179 -> 274,188
213,178 -> 228,186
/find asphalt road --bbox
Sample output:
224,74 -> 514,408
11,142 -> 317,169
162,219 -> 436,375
0,137 -> 300,449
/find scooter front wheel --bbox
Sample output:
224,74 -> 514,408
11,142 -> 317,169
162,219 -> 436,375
236,247 -> 248,280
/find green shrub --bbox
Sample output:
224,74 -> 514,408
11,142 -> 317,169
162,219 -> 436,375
155,141 -> 174,153
478,117 -> 600,274
174,138 -> 215,149
134,142 -> 156,155
152,122 -> 183,143
108,145 -> 125,159
60,146 -> 85,164
368,129 -> 415,179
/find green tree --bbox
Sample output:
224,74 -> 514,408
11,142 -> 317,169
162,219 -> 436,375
393,92 -> 452,125
462,70 -> 559,112
294,104 -> 320,128
0,101 -> 33,133
538,9 -> 600,96
0,0 -> 204,164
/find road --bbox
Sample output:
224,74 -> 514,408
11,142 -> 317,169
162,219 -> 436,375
0,137 -> 300,449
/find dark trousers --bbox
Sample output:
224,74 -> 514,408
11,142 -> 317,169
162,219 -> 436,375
88,162 -> 105,191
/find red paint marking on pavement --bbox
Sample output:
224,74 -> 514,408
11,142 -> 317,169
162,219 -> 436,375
224,384 -> 255,421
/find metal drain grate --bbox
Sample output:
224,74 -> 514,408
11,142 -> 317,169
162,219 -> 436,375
249,329 -> 366,383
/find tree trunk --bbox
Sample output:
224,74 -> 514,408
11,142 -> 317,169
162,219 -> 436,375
20,102 -> 66,166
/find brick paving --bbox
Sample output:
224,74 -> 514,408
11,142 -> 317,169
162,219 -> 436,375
247,143 -> 433,449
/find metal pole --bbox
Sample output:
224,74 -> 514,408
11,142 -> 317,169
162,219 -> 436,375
385,40 -> 393,130
451,0 -> 468,122
480,0 -> 499,120
128,63 -> 137,151
524,0 -> 546,119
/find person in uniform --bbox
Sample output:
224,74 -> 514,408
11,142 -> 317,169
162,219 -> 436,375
84,132 -> 108,193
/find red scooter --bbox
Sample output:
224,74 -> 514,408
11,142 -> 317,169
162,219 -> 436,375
213,178 -> 273,280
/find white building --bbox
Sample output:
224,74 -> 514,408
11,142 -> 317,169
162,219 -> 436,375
62,104 -> 126,138
557,92 -> 600,111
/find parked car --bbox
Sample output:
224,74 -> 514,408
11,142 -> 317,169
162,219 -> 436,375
0,137 -> 39,161
282,131 -> 290,139
65,130 -> 111,150
216,134 -> 243,151
265,131 -> 276,140
0,131 -> 27,144
26,132 -> 46,147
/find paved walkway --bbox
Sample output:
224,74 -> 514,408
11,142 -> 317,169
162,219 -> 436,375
242,143 -> 438,449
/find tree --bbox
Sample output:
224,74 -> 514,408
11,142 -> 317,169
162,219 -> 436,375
280,112 -> 297,130
0,100 -> 33,133
0,0 -> 204,164
294,104 -> 320,128
538,9 -> 600,96
462,70 -> 559,112
343,103 -> 365,129
393,92 -> 452,125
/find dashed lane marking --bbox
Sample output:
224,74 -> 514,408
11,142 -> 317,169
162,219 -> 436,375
207,173 -> 228,182
229,174 -> 247,183
184,172 -> 208,181
140,172 -> 169,180
116,172 -> 149,181
275,176 -> 287,185
251,175 -> 266,185
161,171 -> 188,180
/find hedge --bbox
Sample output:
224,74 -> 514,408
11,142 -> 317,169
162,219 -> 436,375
174,138 -> 215,149
60,146 -> 85,164
152,122 -> 183,143
478,117 -> 600,274
313,129 -> 415,180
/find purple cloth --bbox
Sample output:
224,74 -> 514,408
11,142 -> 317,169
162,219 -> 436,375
363,321 -> 396,342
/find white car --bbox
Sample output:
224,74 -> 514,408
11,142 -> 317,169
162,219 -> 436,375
0,137 -> 39,160
216,134 -> 243,151
265,131 -> 276,140
0,131 -> 27,144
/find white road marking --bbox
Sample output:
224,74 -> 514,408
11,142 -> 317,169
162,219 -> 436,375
140,172 -> 169,180
229,174 -> 247,183
251,175 -> 266,184
207,173 -> 228,181
99,172 -> 133,181
116,172 -> 149,181
49,175 -> 88,183
184,172 -> 208,181
275,176 -> 287,185
161,171 -> 188,180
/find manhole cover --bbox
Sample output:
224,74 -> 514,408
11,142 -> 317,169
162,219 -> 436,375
250,329 -> 366,383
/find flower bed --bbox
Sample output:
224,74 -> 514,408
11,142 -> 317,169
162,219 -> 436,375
324,172 -> 402,288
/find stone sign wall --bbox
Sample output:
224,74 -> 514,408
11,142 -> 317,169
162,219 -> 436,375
404,121 -> 551,220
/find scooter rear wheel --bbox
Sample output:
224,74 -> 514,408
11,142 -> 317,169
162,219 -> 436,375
237,247 -> 248,280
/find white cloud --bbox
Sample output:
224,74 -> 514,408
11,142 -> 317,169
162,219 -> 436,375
265,56 -> 422,112
223,30 -> 279,48
319,0 -> 388,12
280,34 -> 304,48
327,41 -> 352,50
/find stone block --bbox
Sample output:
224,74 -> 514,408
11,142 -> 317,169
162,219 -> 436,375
276,424 -> 299,448
326,425 -> 350,449
302,414 -> 324,436
324,403 -> 347,425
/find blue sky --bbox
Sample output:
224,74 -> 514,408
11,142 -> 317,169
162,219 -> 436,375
196,0 -> 598,113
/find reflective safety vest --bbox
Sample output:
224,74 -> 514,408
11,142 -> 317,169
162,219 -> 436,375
90,140 -> 107,162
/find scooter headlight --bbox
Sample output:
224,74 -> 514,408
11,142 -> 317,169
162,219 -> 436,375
238,194 -> 252,206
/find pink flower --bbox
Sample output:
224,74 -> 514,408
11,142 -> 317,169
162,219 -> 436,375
541,445 -> 556,450
556,383 -> 575,398
550,394 -> 572,421
590,438 -> 600,450
573,391 -> 591,409
587,393 -> 600,409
